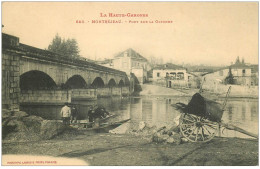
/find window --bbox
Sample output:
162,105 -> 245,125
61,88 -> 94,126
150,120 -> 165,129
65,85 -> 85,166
177,72 -> 184,80
242,69 -> 246,73
188,76 -> 191,82
157,73 -> 160,77
170,72 -> 176,79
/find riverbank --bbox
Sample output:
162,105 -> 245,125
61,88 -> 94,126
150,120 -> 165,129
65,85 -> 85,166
140,84 -> 197,96
140,84 -> 258,99
2,131 -> 258,166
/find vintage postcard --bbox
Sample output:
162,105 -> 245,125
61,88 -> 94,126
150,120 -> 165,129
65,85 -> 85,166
2,2 -> 258,166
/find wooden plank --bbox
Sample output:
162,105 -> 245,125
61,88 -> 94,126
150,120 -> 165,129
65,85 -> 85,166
85,118 -> 131,131
221,123 -> 258,139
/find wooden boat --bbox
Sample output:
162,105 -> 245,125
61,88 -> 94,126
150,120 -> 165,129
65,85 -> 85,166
85,118 -> 131,133
70,115 -> 130,133
75,114 -> 117,125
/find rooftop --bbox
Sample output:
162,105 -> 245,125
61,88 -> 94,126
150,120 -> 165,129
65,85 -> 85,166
229,62 -> 251,69
95,59 -> 113,65
202,63 -> 258,76
114,48 -> 148,62
153,63 -> 186,70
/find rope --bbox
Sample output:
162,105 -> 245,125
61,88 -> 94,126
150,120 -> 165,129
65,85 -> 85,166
222,86 -> 231,110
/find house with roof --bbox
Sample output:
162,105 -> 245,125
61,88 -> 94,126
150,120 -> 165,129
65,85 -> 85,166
152,63 -> 195,88
111,48 -> 150,84
203,62 -> 258,86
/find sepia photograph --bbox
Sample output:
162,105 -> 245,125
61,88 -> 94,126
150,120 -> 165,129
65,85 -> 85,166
1,1 -> 259,166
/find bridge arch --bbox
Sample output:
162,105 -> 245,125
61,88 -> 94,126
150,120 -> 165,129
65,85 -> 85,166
65,75 -> 87,89
108,78 -> 117,87
91,77 -> 105,88
118,79 -> 125,87
20,70 -> 57,90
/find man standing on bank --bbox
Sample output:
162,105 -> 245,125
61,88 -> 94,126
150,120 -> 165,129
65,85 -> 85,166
60,102 -> 71,125
70,104 -> 78,124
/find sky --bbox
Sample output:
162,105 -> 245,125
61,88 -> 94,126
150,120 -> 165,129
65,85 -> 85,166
2,2 -> 258,66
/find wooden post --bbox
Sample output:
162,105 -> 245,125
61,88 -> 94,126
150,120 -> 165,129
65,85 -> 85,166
218,123 -> 221,137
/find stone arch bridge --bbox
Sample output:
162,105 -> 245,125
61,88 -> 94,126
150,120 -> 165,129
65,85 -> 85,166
2,33 -> 130,110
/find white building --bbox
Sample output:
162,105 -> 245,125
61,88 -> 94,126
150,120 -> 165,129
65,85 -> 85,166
203,63 -> 258,86
111,48 -> 150,84
152,63 -> 193,87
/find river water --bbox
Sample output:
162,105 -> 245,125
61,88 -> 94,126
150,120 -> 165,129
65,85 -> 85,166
21,95 -> 258,139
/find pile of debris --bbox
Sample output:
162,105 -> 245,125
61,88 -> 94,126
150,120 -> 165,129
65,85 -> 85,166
2,109 -> 74,142
151,126 -> 183,145
128,117 -> 188,145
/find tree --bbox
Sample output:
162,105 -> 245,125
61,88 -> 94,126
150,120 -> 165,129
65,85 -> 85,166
65,39 -> 80,58
48,34 -> 80,59
225,67 -> 235,84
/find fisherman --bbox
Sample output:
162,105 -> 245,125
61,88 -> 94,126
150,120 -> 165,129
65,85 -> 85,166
92,106 -> 102,128
94,106 -> 110,119
100,107 -> 110,118
88,105 -> 111,128
88,105 -> 96,123
60,102 -> 71,125
70,104 -> 78,124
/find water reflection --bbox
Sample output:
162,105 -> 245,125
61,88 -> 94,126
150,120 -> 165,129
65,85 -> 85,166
221,99 -> 258,138
227,105 -> 233,121
21,96 -> 258,139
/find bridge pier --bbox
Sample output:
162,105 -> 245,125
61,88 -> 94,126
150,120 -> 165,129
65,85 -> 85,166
96,87 -> 129,98
2,52 -> 21,111
19,87 -> 129,104
20,89 -> 71,104
71,89 -> 97,100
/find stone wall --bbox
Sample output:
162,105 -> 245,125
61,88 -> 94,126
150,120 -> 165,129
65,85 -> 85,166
96,87 -> 129,97
203,84 -> 258,97
2,53 -> 20,111
18,87 -> 129,104
20,90 -> 71,103
122,86 -> 130,96
71,89 -> 97,100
